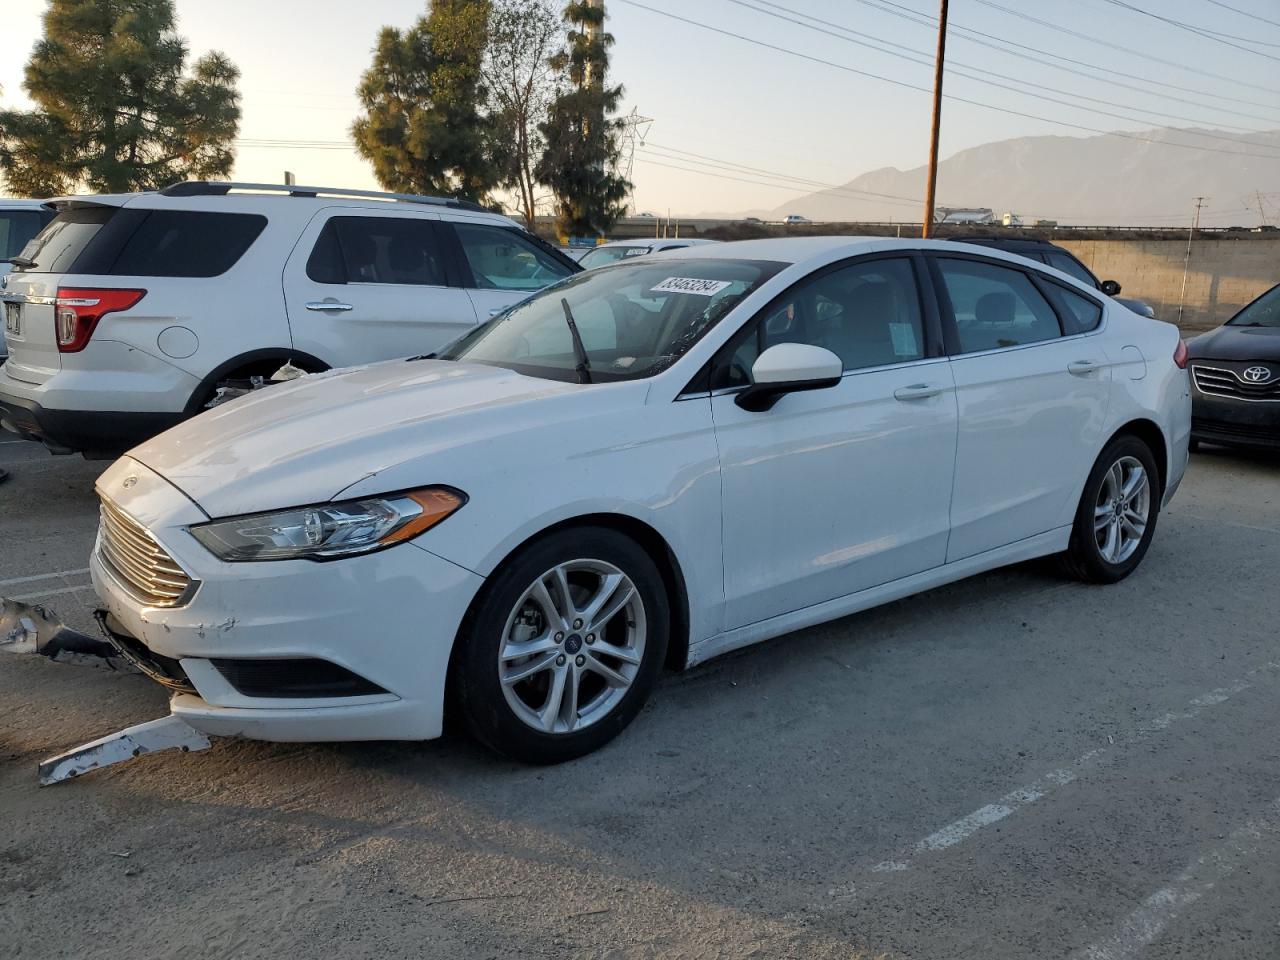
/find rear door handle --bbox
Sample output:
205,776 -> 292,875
894,383 -> 943,401
1068,359 -> 1100,376
305,300 -> 354,312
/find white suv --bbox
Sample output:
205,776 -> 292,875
0,181 -> 579,457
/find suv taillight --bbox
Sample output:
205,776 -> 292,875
55,287 -> 146,352
1173,339 -> 1189,370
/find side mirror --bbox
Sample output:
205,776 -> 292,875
735,343 -> 843,412
1101,279 -> 1122,296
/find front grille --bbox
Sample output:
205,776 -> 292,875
98,497 -> 194,607
1192,364 -> 1280,401
1192,417 -> 1280,447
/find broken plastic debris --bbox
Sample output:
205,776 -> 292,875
204,362 -> 309,408
38,713 -> 211,786
0,598 -> 117,659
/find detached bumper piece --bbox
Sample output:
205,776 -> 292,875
38,714 -> 210,786
95,610 -> 195,692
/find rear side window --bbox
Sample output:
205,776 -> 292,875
1045,282 -> 1103,334
453,223 -> 574,291
307,216 -> 447,286
12,207 -> 114,273
108,211 -> 266,277
0,210 -> 51,260
936,258 -> 1062,353
1044,250 -> 1097,288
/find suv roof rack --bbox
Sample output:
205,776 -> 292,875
158,180 -> 490,213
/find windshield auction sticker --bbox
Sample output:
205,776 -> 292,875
651,277 -> 732,296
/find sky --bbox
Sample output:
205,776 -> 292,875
2,0 -> 1279,222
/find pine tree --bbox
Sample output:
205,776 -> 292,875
352,0 -> 497,203
536,0 -> 630,239
0,0 -> 240,197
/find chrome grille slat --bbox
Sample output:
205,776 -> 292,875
1192,364 -> 1280,402
97,496 -> 194,607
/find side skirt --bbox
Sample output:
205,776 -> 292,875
687,526 -> 1071,667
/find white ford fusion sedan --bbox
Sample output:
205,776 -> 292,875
90,237 -> 1191,762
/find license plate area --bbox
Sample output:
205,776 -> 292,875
4,302 -> 20,337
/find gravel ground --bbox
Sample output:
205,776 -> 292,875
2,433 -> 1278,960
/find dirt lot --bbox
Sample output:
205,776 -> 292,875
2,434 -> 1279,960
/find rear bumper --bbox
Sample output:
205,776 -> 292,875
0,388 -> 183,455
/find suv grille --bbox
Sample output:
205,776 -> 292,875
1192,364 -> 1280,401
98,498 -> 194,607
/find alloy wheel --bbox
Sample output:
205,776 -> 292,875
1093,455 -> 1150,565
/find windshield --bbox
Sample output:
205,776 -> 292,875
578,245 -> 653,269
437,258 -> 784,382
1228,284 -> 1280,328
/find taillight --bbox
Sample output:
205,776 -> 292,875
55,287 -> 146,353
1173,338 -> 1189,370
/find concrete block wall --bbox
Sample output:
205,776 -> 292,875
1056,238 -> 1279,334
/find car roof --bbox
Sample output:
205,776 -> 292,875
594,238 -> 717,249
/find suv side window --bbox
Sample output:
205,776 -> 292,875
452,223 -> 573,291
715,257 -> 925,388
936,258 -> 1062,353
108,210 -> 267,278
307,216 -> 448,286
1043,250 -> 1097,288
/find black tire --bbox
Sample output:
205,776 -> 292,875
453,526 -> 669,764
1060,434 -> 1161,584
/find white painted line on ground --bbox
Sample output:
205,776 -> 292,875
1072,799 -> 1280,960
0,567 -> 91,588
9,584 -> 92,602
873,661 -> 1280,873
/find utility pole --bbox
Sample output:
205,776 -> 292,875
1177,196 -> 1207,326
921,0 -> 949,239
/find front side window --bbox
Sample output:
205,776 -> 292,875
436,258 -> 783,382
307,216 -> 447,286
715,257 -> 926,388
1044,250 -> 1098,288
453,223 -> 573,291
937,258 -> 1062,353
1228,283 -> 1280,328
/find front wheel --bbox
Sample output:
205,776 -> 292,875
1061,435 -> 1161,584
453,527 -> 669,763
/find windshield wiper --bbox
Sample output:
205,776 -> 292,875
560,298 -> 592,384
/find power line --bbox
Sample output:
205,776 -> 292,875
1200,0 -> 1280,31
722,0 -> 1280,150
1100,0 -> 1280,60
614,0 -> 1280,161
852,0 -> 1280,120
970,0 -> 1280,96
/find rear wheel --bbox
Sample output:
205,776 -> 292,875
454,527 -> 669,763
1061,435 -> 1160,583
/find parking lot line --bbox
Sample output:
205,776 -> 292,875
1071,798 -> 1280,960
0,567 -> 91,588
865,660 -> 1280,875
9,584 -> 94,602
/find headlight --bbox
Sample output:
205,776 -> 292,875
189,487 -> 466,562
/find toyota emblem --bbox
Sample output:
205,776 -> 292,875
122,476 -> 138,488
1243,366 -> 1272,384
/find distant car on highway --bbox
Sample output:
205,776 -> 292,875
0,199 -> 56,363
1186,281 -> 1280,451
577,238 -> 718,270
784,214 -> 811,225
954,236 -> 1156,319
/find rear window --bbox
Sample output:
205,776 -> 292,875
13,207 -> 266,277
0,209 -> 52,260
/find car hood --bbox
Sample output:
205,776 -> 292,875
1186,323 -> 1280,361
129,359 -> 590,518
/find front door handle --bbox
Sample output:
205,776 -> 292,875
305,300 -> 354,312
894,383 -> 943,401
1068,359 -> 1100,376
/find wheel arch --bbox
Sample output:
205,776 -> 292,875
1105,417 -> 1168,499
183,348 -> 331,413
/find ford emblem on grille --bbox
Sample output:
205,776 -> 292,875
1243,366 -> 1272,384
122,476 -> 138,488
